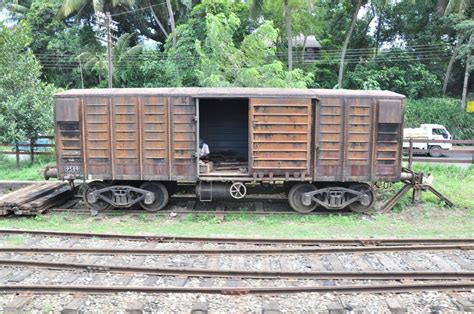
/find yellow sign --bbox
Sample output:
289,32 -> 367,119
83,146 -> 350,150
467,100 -> 474,113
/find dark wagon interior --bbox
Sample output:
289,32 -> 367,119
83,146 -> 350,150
198,98 -> 249,176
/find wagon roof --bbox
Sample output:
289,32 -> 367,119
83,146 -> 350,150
55,87 -> 405,99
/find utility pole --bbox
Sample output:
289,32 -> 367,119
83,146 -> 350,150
106,12 -> 113,89
95,12 -> 118,88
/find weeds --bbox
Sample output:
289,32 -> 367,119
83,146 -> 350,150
0,154 -> 55,180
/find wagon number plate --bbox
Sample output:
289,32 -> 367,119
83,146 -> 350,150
64,166 -> 80,174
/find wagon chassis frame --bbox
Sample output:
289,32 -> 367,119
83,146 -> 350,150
87,186 -> 154,208
302,187 -> 371,210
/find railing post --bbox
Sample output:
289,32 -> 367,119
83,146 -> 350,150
30,138 -> 35,165
15,143 -> 20,170
408,138 -> 413,169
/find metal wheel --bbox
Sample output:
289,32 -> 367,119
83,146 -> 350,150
288,183 -> 317,213
230,182 -> 247,199
83,181 -> 113,211
138,182 -> 169,211
429,145 -> 443,158
347,183 -> 375,213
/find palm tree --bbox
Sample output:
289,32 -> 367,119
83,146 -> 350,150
59,0 -> 176,48
77,33 -> 144,85
59,0 -> 136,18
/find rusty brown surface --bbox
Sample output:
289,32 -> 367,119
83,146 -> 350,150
55,87 -> 405,99
169,96 -> 196,180
141,96 -> 169,180
249,98 -> 312,177
54,88 -> 405,183
54,97 -> 82,179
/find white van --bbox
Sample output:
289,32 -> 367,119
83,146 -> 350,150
403,124 -> 452,157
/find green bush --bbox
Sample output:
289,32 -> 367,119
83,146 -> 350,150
405,98 -> 474,140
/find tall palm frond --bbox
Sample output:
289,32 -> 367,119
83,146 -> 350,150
59,0 -> 136,18
444,0 -> 470,16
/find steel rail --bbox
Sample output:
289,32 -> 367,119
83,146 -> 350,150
0,244 -> 472,255
0,229 -> 473,246
1,282 -> 473,294
48,208 -> 351,216
0,258 -> 473,280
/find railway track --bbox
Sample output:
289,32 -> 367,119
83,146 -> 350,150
0,230 -> 472,311
1,228 -> 474,246
48,207 -> 354,217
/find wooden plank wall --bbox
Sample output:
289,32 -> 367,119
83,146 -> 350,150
112,96 -> 140,179
169,96 -> 196,180
314,97 -> 344,180
56,94 -> 402,183
344,97 -> 374,180
84,96 -> 112,179
78,96 -> 196,181
315,97 -> 402,182
249,98 -> 312,177
141,96 -> 169,180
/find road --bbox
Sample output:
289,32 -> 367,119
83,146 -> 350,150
409,150 -> 473,168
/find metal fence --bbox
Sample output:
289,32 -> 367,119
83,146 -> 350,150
1,136 -> 472,166
0,136 -> 55,163
403,139 -> 474,167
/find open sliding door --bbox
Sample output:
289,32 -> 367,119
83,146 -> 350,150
249,98 -> 312,179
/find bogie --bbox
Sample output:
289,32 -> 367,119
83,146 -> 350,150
287,182 -> 375,213
83,181 -> 169,212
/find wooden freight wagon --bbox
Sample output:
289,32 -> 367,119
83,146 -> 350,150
53,88 -> 405,212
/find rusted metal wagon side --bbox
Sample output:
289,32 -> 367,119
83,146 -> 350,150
289,90 -> 404,212
53,88 -> 404,213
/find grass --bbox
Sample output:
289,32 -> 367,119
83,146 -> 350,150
0,207 -> 471,239
387,163 -> 474,211
0,155 -> 55,180
0,163 -> 471,239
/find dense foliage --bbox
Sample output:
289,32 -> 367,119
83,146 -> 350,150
405,98 -> 474,140
0,0 -> 472,149
0,22 -> 57,146
1,0 -> 471,95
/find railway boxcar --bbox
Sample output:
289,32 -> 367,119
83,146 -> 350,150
53,88 -> 405,212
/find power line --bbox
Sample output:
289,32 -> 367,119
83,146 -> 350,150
36,51 -> 452,64
110,1 -> 168,17
38,54 -> 453,71
35,45 -> 450,61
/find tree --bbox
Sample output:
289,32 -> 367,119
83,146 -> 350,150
0,21 -> 57,168
166,0 -> 177,48
250,0 -> 307,71
455,18 -> 474,109
113,33 -> 146,87
346,49 -> 442,98
437,0 -> 472,95
59,0 -> 189,46
195,11 -> 313,87
337,0 -> 364,88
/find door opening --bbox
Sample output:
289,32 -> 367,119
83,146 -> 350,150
198,98 -> 249,176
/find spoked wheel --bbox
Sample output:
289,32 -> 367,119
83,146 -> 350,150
347,183 -> 375,213
230,182 -> 247,199
288,183 -> 318,213
83,181 -> 113,211
139,182 -> 169,211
